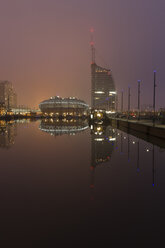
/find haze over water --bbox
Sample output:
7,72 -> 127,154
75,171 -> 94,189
0,0 -> 165,246
0,0 -> 165,109
0,120 -> 165,245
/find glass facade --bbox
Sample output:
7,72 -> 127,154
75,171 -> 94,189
91,63 -> 116,111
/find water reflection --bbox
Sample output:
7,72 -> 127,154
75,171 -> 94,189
0,120 -> 17,148
39,118 -> 88,136
121,131 -> 157,186
0,120 -> 160,189
0,119 -> 162,189
90,125 -> 116,194
0,120 -> 165,244
91,124 -> 116,168
90,124 -> 161,188
152,145 -> 156,186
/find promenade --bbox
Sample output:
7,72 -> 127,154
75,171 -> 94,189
108,117 -> 165,143
116,118 -> 165,129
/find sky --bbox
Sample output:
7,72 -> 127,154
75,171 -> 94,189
0,0 -> 165,109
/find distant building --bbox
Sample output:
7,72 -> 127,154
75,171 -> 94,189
91,63 -> 116,111
141,104 -> 153,112
0,81 -> 17,109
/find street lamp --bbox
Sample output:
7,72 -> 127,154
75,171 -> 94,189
153,70 -> 156,126
128,87 -> 131,119
137,80 -> 141,120
121,90 -> 123,113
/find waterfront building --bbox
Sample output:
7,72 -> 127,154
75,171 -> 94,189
0,81 -> 17,109
91,63 -> 116,112
39,96 -> 89,116
90,30 -> 117,112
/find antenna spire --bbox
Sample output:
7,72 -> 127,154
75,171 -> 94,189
90,27 -> 95,64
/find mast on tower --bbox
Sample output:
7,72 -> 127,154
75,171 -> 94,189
90,28 -> 95,64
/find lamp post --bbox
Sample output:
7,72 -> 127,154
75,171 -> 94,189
137,140 -> 140,172
153,71 -> 156,126
138,80 -> 141,120
128,87 -> 131,119
116,94 -> 118,113
121,91 -> 123,113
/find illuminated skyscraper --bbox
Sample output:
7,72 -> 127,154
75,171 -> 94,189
0,81 -> 17,109
91,63 -> 116,111
90,28 -> 116,111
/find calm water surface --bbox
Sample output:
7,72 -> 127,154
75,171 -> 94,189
0,119 -> 165,246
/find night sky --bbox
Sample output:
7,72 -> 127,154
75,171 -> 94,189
0,0 -> 164,109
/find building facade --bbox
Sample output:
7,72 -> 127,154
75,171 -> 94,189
91,63 -> 116,111
0,81 -> 17,109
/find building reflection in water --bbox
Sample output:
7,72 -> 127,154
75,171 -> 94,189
90,125 -> 159,196
0,118 -> 158,188
90,124 -> 116,191
39,118 -> 89,136
91,124 -> 116,168
0,120 -> 17,149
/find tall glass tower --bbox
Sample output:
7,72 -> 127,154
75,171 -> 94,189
91,63 -> 116,111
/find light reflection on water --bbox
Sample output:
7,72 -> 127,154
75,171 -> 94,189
0,119 -> 165,245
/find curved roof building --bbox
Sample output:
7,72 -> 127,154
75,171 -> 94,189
39,96 -> 89,115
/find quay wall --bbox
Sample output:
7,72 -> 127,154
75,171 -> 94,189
109,118 -> 165,140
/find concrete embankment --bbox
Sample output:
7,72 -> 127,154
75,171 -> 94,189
109,118 -> 165,140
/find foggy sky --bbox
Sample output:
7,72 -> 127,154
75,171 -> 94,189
0,0 -> 165,109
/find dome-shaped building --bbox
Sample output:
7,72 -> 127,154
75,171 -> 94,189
39,96 -> 89,116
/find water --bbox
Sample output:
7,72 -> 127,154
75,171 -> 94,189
0,119 -> 165,246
